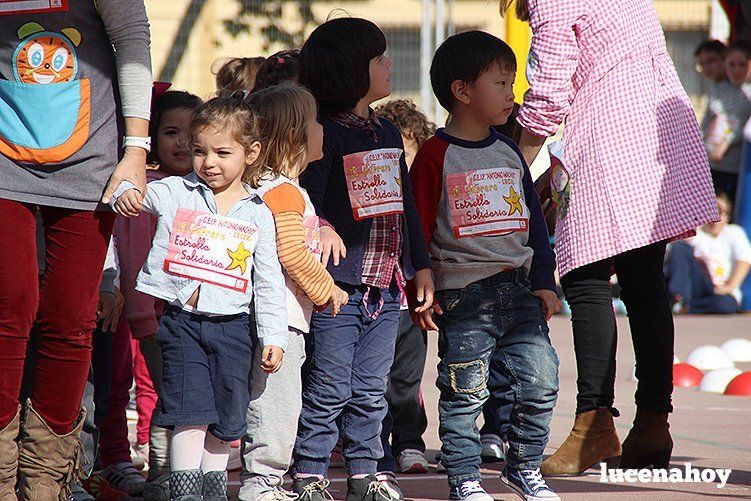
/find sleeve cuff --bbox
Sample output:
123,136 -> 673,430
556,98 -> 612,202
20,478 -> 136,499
529,264 -> 557,293
109,180 -> 140,210
258,333 -> 290,352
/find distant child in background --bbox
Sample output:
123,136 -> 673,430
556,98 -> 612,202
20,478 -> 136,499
113,95 -> 289,501
372,99 -> 435,477
411,31 -> 559,501
703,41 -> 751,201
252,49 -> 300,92
293,17 -> 434,501
694,39 -> 728,85
666,192 -> 751,314
214,56 -> 267,93
113,90 -> 203,501
238,83 -> 349,501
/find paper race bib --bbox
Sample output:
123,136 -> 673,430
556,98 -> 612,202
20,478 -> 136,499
343,148 -> 404,220
0,0 -> 68,15
164,209 -> 258,293
446,167 -> 528,238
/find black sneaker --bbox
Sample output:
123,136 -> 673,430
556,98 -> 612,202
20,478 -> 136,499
346,475 -> 400,501
293,477 -> 334,501
170,470 -> 202,501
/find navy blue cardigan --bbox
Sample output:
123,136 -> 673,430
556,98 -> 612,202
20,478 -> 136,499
300,116 -> 431,287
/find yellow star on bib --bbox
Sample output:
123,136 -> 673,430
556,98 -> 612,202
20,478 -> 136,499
226,242 -> 251,274
503,187 -> 523,217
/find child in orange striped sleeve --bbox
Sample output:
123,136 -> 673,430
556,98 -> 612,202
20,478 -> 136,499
238,83 -> 349,501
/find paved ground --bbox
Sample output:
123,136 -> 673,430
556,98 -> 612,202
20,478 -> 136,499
165,314 -> 751,500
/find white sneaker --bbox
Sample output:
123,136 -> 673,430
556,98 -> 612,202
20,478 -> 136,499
375,471 -> 404,500
449,480 -> 494,501
397,448 -> 429,474
99,461 -> 146,496
480,434 -> 507,463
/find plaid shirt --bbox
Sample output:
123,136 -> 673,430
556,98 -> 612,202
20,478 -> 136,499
331,110 -> 405,289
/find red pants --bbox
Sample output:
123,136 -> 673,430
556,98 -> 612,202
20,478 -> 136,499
132,337 -> 157,445
0,199 -> 114,434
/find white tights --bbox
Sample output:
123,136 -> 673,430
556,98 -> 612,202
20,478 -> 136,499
170,424 -> 230,472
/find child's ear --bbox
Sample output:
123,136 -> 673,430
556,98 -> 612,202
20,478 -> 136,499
246,141 -> 263,165
451,79 -> 471,105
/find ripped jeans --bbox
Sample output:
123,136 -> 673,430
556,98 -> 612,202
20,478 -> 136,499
435,270 -> 559,487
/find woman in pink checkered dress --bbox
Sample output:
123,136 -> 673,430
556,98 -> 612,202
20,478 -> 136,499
502,0 -> 719,476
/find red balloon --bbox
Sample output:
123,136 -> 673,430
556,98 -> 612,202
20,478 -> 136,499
724,372 -> 751,396
673,363 -> 703,388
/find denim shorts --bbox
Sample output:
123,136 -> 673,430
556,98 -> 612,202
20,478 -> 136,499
156,305 -> 254,441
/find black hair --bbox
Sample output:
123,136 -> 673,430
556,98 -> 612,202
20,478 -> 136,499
728,40 -> 751,59
252,49 -> 300,92
148,90 -> 203,165
430,30 -> 517,112
299,17 -> 387,116
694,39 -> 727,57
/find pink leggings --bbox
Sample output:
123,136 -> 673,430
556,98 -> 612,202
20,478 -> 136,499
132,337 -> 157,445
0,199 -> 114,434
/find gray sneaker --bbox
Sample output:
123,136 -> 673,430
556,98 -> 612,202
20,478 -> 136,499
480,433 -> 508,463
143,472 -> 171,501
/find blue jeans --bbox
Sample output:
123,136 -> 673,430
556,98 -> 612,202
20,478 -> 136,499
435,270 -> 558,487
480,350 -> 514,441
294,284 -> 401,476
665,242 -> 739,314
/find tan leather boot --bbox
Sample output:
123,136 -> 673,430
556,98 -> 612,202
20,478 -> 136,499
0,405 -> 21,500
620,409 -> 673,469
17,400 -> 86,501
541,407 -> 622,476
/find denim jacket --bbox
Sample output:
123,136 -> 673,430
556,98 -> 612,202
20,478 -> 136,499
113,173 -> 289,349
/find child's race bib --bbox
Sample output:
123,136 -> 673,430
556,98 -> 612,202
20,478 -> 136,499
446,167 -> 528,238
0,0 -> 68,15
343,148 -> 404,220
164,209 -> 258,293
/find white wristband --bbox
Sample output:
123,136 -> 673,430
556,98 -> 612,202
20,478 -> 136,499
122,136 -> 151,153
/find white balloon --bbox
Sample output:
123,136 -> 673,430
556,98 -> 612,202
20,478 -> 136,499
699,368 -> 743,394
686,345 -> 735,371
720,338 -> 751,362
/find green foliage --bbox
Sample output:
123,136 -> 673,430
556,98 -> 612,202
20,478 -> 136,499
224,0 -> 316,50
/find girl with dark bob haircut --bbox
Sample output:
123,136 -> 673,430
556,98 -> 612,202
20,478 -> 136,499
292,15 -> 434,501
298,17 -> 386,115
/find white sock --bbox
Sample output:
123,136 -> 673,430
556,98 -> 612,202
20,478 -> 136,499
170,425 -> 208,471
201,432 -> 230,473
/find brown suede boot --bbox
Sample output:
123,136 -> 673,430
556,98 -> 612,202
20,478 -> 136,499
17,400 -> 87,501
541,407 -> 622,476
0,405 -> 21,501
620,409 -> 673,469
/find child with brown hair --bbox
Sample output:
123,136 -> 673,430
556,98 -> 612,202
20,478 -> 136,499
112,94 -> 289,500
214,56 -> 267,93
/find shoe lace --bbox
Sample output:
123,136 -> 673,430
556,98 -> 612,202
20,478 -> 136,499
268,489 -> 300,500
522,469 -> 549,491
460,481 -> 485,497
366,480 -> 400,500
301,479 -> 334,501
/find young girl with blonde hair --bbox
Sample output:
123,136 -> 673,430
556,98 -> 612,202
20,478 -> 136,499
239,83 -> 349,501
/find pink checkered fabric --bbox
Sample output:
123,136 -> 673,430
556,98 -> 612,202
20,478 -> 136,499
361,214 -> 405,289
518,0 -> 719,277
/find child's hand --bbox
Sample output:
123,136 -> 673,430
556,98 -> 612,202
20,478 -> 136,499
113,189 -> 143,217
97,288 -> 125,333
320,226 -> 346,267
410,305 -> 441,332
709,140 -> 729,163
261,345 -> 284,373
533,289 -> 561,321
329,286 -> 349,317
412,269 -> 435,314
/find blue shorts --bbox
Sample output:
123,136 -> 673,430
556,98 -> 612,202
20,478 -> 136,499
156,305 -> 254,441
